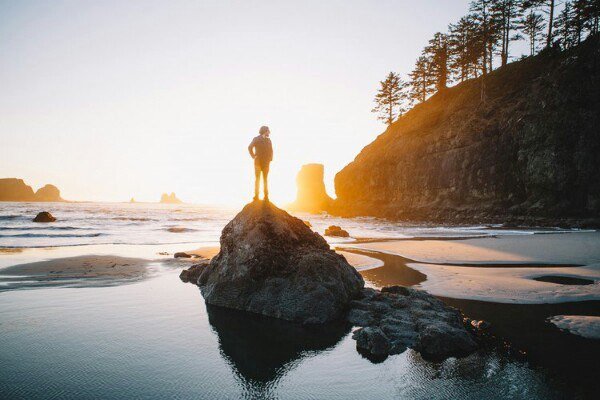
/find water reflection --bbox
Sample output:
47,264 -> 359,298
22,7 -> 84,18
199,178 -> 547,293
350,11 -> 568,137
206,304 -> 350,390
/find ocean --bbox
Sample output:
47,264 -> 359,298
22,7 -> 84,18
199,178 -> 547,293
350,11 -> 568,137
0,201 -> 598,399
0,201 -> 573,249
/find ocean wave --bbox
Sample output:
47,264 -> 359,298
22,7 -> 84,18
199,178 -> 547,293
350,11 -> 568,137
112,217 -> 157,222
0,226 -> 90,231
0,233 -> 104,238
165,227 -> 198,233
0,215 -> 21,220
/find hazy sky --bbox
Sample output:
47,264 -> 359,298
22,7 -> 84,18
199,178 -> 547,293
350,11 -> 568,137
1,0 -> 508,205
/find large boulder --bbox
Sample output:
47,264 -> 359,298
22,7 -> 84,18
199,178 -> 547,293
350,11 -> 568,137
33,211 -> 56,223
197,201 -> 364,324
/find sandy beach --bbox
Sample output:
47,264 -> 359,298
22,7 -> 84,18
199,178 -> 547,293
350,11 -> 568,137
339,231 -> 600,303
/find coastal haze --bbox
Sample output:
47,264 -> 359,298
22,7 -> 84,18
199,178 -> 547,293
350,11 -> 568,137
2,1 -> 600,400
1,0 -> 474,205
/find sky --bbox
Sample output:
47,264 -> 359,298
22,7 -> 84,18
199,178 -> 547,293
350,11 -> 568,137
0,0 -> 527,205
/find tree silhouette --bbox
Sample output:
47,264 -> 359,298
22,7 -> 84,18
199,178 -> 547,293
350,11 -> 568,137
521,10 -> 546,55
491,0 -> 524,66
449,15 -> 482,82
523,0 -> 556,46
372,72 -> 407,126
555,1 -> 577,48
408,57 -> 436,104
424,32 -> 450,91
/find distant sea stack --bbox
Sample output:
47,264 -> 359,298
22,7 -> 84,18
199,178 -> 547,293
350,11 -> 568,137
333,37 -> 600,226
0,178 -> 64,202
160,192 -> 182,204
288,164 -> 333,213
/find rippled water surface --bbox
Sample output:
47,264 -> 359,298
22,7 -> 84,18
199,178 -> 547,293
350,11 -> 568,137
0,270 -> 574,400
0,201 -> 583,249
0,202 -> 597,399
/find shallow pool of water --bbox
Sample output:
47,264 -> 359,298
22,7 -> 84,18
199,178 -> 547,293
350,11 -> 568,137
0,268 -> 589,400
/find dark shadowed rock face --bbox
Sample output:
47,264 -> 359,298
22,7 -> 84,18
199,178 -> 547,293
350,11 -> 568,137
349,286 -> 477,361
197,201 -> 364,324
334,38 -> 600,226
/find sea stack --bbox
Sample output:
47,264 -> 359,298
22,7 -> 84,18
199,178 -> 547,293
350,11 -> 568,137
34,184 -> 63,202
0,178 -> 63,202
288,164 -> 334,213
160,192 -> 182,204
196,201 -> 364,324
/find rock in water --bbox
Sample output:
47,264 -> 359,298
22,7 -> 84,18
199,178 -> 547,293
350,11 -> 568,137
197,201 -> 364,324
348,286 -> 477,361
288,164 -> 334,213
33,211 -> 56,222
160,192 -> 182,204
325,225 -> 350,237
34,184 -> 63,202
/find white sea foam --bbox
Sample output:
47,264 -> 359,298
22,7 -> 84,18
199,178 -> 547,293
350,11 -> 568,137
0,201 -> 587,249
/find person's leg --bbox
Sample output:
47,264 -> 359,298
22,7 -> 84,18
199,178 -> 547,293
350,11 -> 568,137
254,163 -> 261,200
263,163 -> 270,199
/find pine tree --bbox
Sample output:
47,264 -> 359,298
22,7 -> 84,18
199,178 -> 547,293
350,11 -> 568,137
491,0 -> 524,66
449,15 -> 482,82
371,72 -> 407,126
523,0 -> 556,46
554,1 -> 577,48
521,10 -> 546,55
470,0 -> 494,77
575,0 -> 600,37
424,32 -> 450,90
408,57 -> 436,104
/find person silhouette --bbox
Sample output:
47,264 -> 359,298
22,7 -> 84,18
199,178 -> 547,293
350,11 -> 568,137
248,126 -> 273,201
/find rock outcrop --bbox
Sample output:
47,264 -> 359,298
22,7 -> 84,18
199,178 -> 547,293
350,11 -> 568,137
196,201 -> 364,324
288,164 -> 334,213
33,211 -> 56,223
349,286 -> 477,361
160,192 -> 182,204
0,179 -> 64,202
324,225 -> 350,237
179,261 -> 209,283
34,184 -> 63,202
333,37 -> 600,226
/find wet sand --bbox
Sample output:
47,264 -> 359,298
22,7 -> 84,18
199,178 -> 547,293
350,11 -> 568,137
343,231 -> 600,265
339,245 -> 600,399
339,232 -> 600,304
0,255 -> 152,291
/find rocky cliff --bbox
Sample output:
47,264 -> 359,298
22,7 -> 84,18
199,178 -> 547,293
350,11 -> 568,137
288,164 -> 333,213
334,37 -> 600,226
0,179 -> 64,202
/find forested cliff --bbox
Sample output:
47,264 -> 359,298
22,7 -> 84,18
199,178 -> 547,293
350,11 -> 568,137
333,37 -> 600,226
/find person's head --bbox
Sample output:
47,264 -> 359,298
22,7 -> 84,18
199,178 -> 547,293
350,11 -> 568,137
259,125 -> 270,137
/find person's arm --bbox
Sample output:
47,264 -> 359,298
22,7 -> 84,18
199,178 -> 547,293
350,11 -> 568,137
268,139 -> 273,161
248,138 -> 256,159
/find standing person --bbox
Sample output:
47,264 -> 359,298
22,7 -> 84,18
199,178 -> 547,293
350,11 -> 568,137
248,126 -> 273,201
